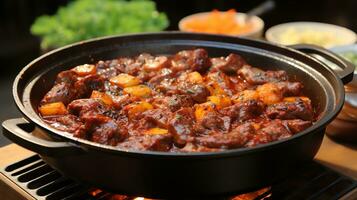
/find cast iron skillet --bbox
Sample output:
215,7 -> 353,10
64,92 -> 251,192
2,32 -> 354,198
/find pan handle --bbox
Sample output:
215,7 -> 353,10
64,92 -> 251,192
289,44 -> 355,84
2,118 -> 83,156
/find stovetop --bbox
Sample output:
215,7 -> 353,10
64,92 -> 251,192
1,155 -> 357,200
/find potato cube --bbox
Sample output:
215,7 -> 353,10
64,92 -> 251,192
71,64 -> 96,76
145,128 -> 168,135
90,90 -> 113,106
39,102 -> 68,116
109,73 -> 140,88
256,83 -> 283,105
283,96 -> 311,104
125,101 -> 153,119
123,85 -> 152,98
207,95 -> 232,109
206,81 -> 226,96
194,102 -> 215,122
233,90 -> 259,103
187,71 -> 203,83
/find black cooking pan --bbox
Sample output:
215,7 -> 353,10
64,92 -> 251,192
2,32 -> 354,198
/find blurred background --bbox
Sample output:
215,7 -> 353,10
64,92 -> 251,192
1,0 -> 357,146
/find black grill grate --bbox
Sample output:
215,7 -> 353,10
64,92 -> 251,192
1,155 -> 357,200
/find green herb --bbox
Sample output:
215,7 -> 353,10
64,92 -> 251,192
168,98 -> 177,106
186,89 -> 195,94
175,114 -> 183,120
31,0 -> 169,49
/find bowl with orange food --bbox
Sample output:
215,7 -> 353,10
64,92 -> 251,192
179,10 -> 264,38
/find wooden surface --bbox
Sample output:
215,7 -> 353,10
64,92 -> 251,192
0,135 -> 357,180
315,136 -> 357,180
0,143 -> 34,168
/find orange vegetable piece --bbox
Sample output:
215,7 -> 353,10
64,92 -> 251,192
125,101 -> 153,119
71,64 -> 96,76
123,85 -> 152,98
109,73 -> 140,88
90,90 -> 113,106
182,9 -> 253,35
39,102 -> 68,116
207,95 -> 232,109
145,128 -> 168,135
187,71 -> 203,83
283,96 -> 311,104
194,102 -> 216,122
256,83 -> 283,105
206,81 -> 227,96
233,90 -> 259,103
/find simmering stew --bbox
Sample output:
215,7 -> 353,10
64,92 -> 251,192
39,49 -> 314,152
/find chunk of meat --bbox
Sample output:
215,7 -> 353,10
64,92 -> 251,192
220,100 -> 265,122
55,70 -> 78,84
117,134 -> 172,151
152,95 -> 194,112
168,108 -> 195,147
154,78 -> 177,94
111,94 -> 139,109
143,56 -> 169,71
41,82 -> 77,105
195,122 -> 255,149
171,49 -> 211,72
139,108 -> 173,128
96,59 -> 126,76
42,73 -> 104,105
199,111 -> 230,131
43,114 -> 82,133
74,74 -> 105,97
246,120 -> 292,147
118,56 -> 143,76
181,84 -> 210,103
276,81 -> 303,96
75,115 -> 127,145
147,68 -> 174,86
283,119 -> 312,134
260,120 -> 292,140
67,98 -> 118,120
266,98 -> 313,121
238,65 -> 288,85
211,53 -> 246,74
97,63 -> 122,79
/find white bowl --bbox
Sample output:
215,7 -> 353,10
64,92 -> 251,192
265,21 -> 357,48
179,12 -> 265,39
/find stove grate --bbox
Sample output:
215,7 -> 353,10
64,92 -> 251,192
1,155 -> 357,200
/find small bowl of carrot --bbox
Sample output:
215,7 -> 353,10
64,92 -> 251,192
179,9 -> 264,38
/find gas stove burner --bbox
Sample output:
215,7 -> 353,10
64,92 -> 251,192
1,155 -> 357,200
